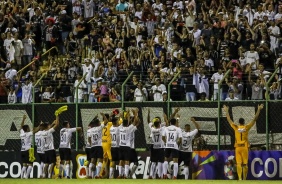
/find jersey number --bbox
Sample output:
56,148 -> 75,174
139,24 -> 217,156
36,138 -> 41,147
93,134 -> 99,141
61,134 -> 67,143
121,134 -> 125,140
21,139 -> 25,146
112,134 -> 116,141
168,133 -> 174,141
183,140 -> 188,147
103,127 -> 107,136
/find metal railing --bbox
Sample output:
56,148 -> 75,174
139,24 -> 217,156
167,71 -> 181,117
121,71 -> 134,110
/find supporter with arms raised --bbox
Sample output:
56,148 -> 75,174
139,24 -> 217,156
223,104 -> 264,180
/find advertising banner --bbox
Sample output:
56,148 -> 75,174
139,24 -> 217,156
1,150 -> 282,180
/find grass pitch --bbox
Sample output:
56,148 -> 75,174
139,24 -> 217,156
1,179 -> 282,184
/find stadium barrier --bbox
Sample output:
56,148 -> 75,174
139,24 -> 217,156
0,150 -> 282,180
0,101 -> 282,151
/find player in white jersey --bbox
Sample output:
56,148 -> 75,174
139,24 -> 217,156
128,110 -> 141,179
162,118 -> 182,179
87,118 -> 104,179
118,109 -> 140,179
148,117 -> 166,179
35,122 -> 47,178
20,115 -> 41,179
85,118 -> 96,178
109,116 -> 120,179
42,115 -> 59,178
59,121 -> 82,179
179,117 -> 199,180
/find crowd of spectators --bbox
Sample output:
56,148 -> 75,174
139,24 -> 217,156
0,0 -> 282,104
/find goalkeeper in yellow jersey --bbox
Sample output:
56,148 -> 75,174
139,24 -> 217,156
223,104 -> 263,180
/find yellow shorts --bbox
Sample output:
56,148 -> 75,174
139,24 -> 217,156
102,142 -> 112,160
235,146 -> 248,165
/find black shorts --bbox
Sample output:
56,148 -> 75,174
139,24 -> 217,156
59,148 -> 72,161
38,153 -> 46,163
151,148 -> 164,163
119,146 -> 131,161
85,147 -> 91,161
45,150 -> 56,164
21,150 -> 32,164
130,149 -> 138,163
90,146 -> 103,159
111,147 -> 120,162
179,151 -> 192,166
164,148 -> 179,159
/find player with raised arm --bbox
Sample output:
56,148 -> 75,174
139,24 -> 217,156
34,122 -> 46,178
85,116 -> 97,179
87,115 -> 104,179
148,116 -> 165,179
20,115 -> 41,179
118,109 -> 140,179
58,120 -> 82,179
162,117 -> 182,179
223,104 -> 264,180
128,109 -> 141,179
42,113 -> 60,178
109,115 -> 121,179
179,117 -> 200,180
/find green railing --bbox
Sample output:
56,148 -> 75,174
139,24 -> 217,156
3,68 -> 280,151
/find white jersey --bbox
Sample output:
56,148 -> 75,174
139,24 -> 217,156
130,127 -> 137,149
148,122 -> 166,145
59,128 -> 77,149
42,128 -> 55,151
35,130 -> 45,153
88,124 -> 104,147
163,125 -> 182,150
20,129 -> 33,151
119,124 -> 137,147
110,126 -> 120,148
150,126 -> 165,149
180,129 -> 198,152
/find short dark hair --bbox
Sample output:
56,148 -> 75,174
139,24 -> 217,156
63,121 -> 69,127
239,118 -> 245,125
170,118 -> 177,125
123,119 -> 129,127
185,124 -> 190,128
22,125 -> 29,132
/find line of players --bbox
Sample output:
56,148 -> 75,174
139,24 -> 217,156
20,110 -> 82,179
84,107 -> 200,179
20,107 -> 199,179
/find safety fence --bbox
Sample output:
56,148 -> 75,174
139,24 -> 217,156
0,101 -> 282,151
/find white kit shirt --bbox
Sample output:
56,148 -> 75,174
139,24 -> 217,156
180,129 -> 198,152
119,124 -> 137,147
59,128 -> 77,149
163,125 -> 182,150
42,128 -> 56,151
35,130 -> 45,153
211,72 -> 223,89
150,126 -> 165,149
20,129 -> 33,151
88,124 -> 104,147
110,126 -> 120,148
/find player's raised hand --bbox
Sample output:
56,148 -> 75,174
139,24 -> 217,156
258,104 -> 264,110
223,105 -> 229,112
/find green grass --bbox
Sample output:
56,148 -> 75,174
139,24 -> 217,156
1,179 -> 282,184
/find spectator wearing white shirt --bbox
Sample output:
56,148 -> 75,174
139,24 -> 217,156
5,64 -> 17,82
254,5 -> 265,21
244,43 -> 259,70
225,89 -> 239,101
150,78 -> 166,101
21,78 -> 33,104
268,20 -> 280,53
74,73 -> 87,103
134,82 -> 148,102
210,68 -> 223,100
192,22 -> 201,46
274,5 -> 282,20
